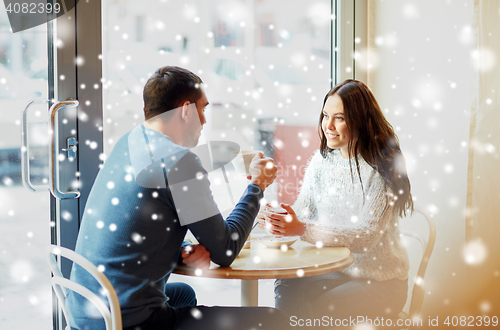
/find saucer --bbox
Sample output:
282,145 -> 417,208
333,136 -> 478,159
257,235 -> 298,248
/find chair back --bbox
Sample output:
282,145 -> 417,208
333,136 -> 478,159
400,204 -> 436,319
47,245 -> 123,330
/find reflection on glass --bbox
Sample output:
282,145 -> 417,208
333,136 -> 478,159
102,0 -> 331,153
0,10 -> 51,330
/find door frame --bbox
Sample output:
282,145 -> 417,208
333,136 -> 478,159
50,0 -> 103,328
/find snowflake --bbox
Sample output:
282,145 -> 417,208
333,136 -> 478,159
463,239 -> 487,265
131,233 -> 143,244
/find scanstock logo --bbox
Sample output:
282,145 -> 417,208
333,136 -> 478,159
3,0 -> 79,33
128,124 -> 246,226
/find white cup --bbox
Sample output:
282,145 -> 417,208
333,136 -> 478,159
231,150 -> 262,176
265,205 -> 288,214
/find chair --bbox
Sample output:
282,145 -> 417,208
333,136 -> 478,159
47,245 -> 122,330
398,204 -> 436,321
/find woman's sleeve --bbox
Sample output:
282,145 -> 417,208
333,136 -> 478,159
292,152 -> 319,222
301,171 -> 395,253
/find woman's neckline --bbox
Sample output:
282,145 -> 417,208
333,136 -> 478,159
328,149 -> 364,166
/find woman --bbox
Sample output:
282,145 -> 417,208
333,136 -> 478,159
259,79 -> 413,324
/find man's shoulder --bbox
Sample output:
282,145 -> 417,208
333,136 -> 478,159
97,132 -> 133,170
166,150 -> 205,185
107,131 -> 132,157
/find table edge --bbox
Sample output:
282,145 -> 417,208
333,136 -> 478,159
173,250 -> 355,280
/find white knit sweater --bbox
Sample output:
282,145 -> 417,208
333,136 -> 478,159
295,149 -> 409,281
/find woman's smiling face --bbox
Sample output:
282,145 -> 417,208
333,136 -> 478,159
321,94 -> 351,158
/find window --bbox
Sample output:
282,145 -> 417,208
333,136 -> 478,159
101,0 -> 334,306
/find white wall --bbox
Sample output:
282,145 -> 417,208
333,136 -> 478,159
368,0 -> 474,316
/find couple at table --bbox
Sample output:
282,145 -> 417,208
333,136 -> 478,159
67,66 -> 412,330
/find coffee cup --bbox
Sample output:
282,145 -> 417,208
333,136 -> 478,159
231,150 -> 262,176
264,205 -> 288,214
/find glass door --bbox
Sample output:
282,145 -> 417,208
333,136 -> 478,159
0,0 -> 103,328
0,10 -> 53,330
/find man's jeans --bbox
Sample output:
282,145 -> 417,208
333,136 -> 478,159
125,282 -> 291,330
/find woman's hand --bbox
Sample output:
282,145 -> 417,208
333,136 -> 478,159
256,211 -> 268,230
262,204 -> 306,236
256,203 -> 272,230
181,244 -> 211,270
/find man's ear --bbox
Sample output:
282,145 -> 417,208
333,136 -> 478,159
180,101 -> 192,122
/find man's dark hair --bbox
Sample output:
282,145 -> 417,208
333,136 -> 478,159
143,66 -> 203,120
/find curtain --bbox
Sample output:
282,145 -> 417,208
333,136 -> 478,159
465,0 -> 500,306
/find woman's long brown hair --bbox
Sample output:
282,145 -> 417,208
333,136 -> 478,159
318,79 -> 413,217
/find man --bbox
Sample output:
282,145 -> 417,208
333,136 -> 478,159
66,66 -> 289,329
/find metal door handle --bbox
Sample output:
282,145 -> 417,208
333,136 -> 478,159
21,99 -> 50,192
49,100 -> 81,199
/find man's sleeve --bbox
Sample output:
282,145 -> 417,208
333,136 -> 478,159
177,241 -> 193,265
187,183 -> 262,267
167,152 -> 263,266
167,152 -> 221,226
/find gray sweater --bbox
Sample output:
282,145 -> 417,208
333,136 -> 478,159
298,149 -> 409,281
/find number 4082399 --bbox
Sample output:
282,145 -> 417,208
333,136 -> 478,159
5,2 -> 61,14
444,316 -> 498,327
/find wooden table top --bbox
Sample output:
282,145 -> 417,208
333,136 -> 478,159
173,239 -> 354,280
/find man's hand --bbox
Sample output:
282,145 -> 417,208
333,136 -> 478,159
181,244 -> 211,270
247,152 -> 277,191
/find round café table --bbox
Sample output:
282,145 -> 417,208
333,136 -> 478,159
173,238 -> 354,306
